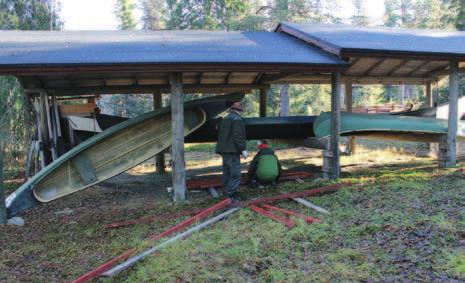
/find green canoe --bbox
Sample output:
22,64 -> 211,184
6,93 -> 245,217
314,112 -> 465,142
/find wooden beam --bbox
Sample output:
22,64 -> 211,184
363,58 -> 386,76
425,81 -> 433,107
440,61 -> 459,168
45,84 -> 266,96
254,72 -> 264,84
170,73 -> 186,201
407,60 -> 431,76
58,103 -> 97,116
197,72 -> 203,84
342,75 -> 434,85
0,63 -> 349,76
259,87 -> 268,117
225,72 -> 233,84
153,90 -> 165,174
386,60 -> 410,76
426,64 -> 450,77
324,73 -> 341,180
349,57 -> 361,66
260,73 -> 299,84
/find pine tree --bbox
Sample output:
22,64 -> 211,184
384,0 -> 415,27
351,0 -> 369,26
0,0 -> 60,223
141,0 -> 167,30
451,0 -> 465,30
115,0 -> 137,30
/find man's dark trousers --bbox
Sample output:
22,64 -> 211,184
221,153 -> 241,197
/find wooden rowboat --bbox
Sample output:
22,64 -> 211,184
314,112 -> 465,142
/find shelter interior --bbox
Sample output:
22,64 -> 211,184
0,22 -> 464,200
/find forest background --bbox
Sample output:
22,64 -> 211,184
0,0 -> 463,221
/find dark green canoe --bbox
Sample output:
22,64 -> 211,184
314,112 -> 465,142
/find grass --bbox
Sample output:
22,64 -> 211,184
118,153 -> 465,282
1,146 -> 465,282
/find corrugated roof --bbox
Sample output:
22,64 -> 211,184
277,22 -> 465,59
0,30 -> 346,67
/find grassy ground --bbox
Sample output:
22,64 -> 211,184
1,145 -> 465,282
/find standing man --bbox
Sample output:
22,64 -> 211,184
216,101 -> 247,200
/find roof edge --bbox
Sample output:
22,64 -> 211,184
276,22 -> 342,57
0,62 -> 349,76
340,48 -> 465,61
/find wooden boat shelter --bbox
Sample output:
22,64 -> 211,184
0,23 -> 464,202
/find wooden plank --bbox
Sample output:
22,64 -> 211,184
242,182 -> 352,207
75,199 -> 233,282
363,58 -> 386,76
292,198 -> 330,214
407,60 -> 431,76
153,91 -> 165,174
259,87 -> 268,117
261,204 -> 320,223
249,205 -> 296,228
59,103 -> 97,116
170,73 -> 186,201
386,59 -> 409,76
102,207 -> 240,277
441,61 -> 459,167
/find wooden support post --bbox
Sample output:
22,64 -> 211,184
439,61 -> 459,168
153,90 -> 165,174
323,73 -> 341,180
170,73 -> 186,201
425,81 -> 433,107
433,81 -> 440,106
345,80 -> 355,154
259,87 -> 268,117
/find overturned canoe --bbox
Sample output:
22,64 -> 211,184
7,106 -> 208,217
314,112 -> 465,142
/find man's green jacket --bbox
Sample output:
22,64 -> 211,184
215,110 -> 246,154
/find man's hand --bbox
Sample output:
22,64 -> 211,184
241,150 -> 248,159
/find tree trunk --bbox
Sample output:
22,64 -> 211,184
0,144 -> 6,224
279,84 -> 290,116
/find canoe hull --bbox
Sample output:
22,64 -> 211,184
7,107 -> 206,217
314,112 -> 465,142
34,108 -> 206,202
